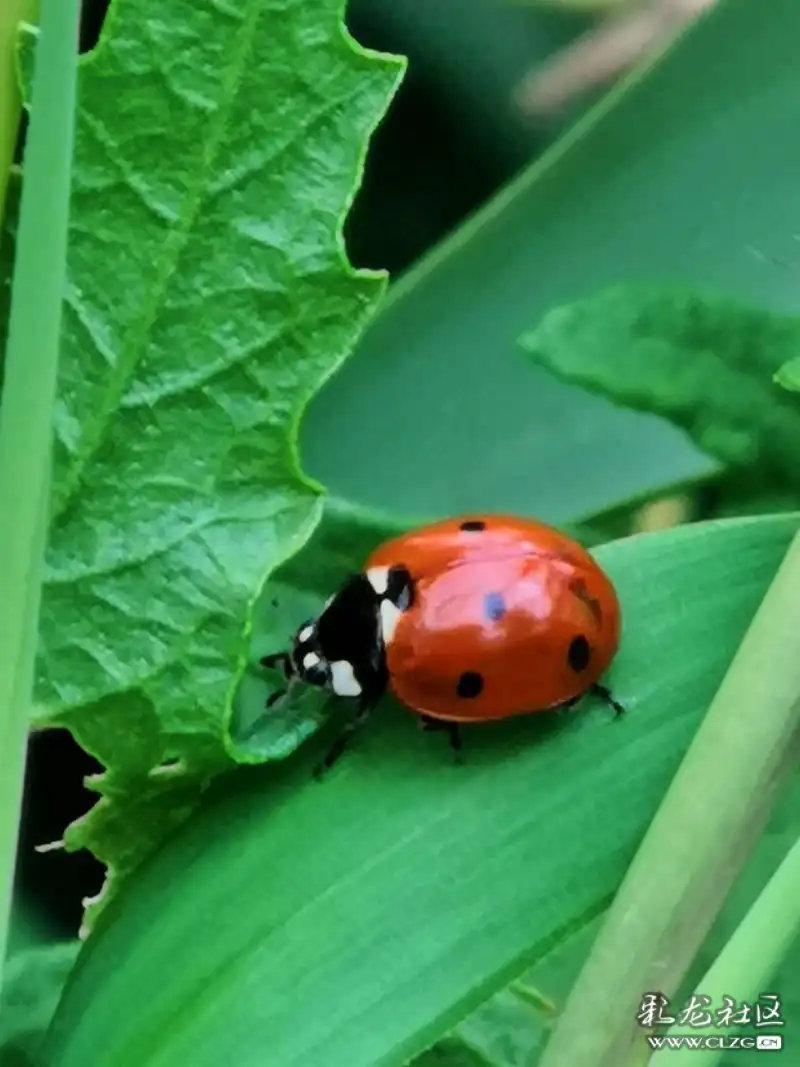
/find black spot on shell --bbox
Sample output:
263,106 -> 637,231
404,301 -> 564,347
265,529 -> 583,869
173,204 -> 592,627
456,671 -> 484,698
483,591 -> 506,621
568,635 -> 592,673
460,519 -> 486,532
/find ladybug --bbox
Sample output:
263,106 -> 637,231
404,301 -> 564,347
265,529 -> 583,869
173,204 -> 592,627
262,515 -> 623,773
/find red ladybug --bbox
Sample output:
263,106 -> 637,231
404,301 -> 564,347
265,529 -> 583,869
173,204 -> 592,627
262,515 -> 623,772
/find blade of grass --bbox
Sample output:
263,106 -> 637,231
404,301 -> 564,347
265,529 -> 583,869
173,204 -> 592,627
652,830 -> 800,1066
0,0 -> 79,981
537,530 -> 800,1067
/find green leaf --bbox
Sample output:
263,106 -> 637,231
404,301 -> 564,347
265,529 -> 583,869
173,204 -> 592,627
0,168 -> 20,378
0,941 -> 79,1067
414,920 -> 601,1067
419,771 -> 800,1067
40,513 -> 799,1067
30,0 -> 403,929
774,357 -> 800,393
302,0 -> 800,525
520,287 -> 800,486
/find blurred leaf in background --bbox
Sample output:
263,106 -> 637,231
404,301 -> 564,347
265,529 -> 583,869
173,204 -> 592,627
520,287 -> 800,494
303,0 -> 800,530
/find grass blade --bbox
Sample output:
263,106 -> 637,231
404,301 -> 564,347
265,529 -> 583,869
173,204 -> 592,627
652,831 -> 800,1065
537,531 -> 800,1067
0,0 -> 78,980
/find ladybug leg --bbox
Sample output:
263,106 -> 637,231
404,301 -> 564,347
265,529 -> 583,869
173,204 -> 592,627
419,715 -> 464,762
260,652 -> 293,709
260,651 -> 291,673
555,695 -> 580,716
591,683 -> 625,717
446,723 -> 464,760
313,696 -> 378,779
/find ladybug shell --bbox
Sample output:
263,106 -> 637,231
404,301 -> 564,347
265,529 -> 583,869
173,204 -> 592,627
365,515 -> 620,722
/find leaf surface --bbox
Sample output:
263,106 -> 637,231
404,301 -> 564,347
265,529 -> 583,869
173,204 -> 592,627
41,513 -> 800,1067
0,941 -> 79,1067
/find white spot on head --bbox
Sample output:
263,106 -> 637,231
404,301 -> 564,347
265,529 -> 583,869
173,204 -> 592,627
380,600 -> 402,644
330,660 -> 363,697
298,625 -> 315,644
303,652 -> 321,671
367,567 -> 390,595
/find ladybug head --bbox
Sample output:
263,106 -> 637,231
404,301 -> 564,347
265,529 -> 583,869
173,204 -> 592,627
284,610 -> 365,698
264,572 -> 390,705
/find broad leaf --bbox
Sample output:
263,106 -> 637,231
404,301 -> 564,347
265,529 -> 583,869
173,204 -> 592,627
29,0 -> 403,929
415,772 -> 800,1067
40,513 -> 799,1067
520,287 -> 800,486
302,0 -> 800,524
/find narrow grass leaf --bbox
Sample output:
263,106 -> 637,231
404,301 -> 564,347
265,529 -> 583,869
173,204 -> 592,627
537,532 -> 800,1067
652,832 -> 800,1066
0,0 -> 78,982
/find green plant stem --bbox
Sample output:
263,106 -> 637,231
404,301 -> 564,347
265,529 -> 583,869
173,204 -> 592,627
652,830 -> 800,1065
0,0 -> 38,227
538,530 -> 800,1067
0,0 -> 78,981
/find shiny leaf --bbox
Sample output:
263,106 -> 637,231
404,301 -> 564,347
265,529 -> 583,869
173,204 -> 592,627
42,513 -> 799,1067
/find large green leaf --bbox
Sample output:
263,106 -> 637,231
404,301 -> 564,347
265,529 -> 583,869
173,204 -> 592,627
520,287 -> 800,487
301,0 -> 800,525
40,513 -> 799,1067
28,0 -> 403,928
414,772 -> 800,1067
